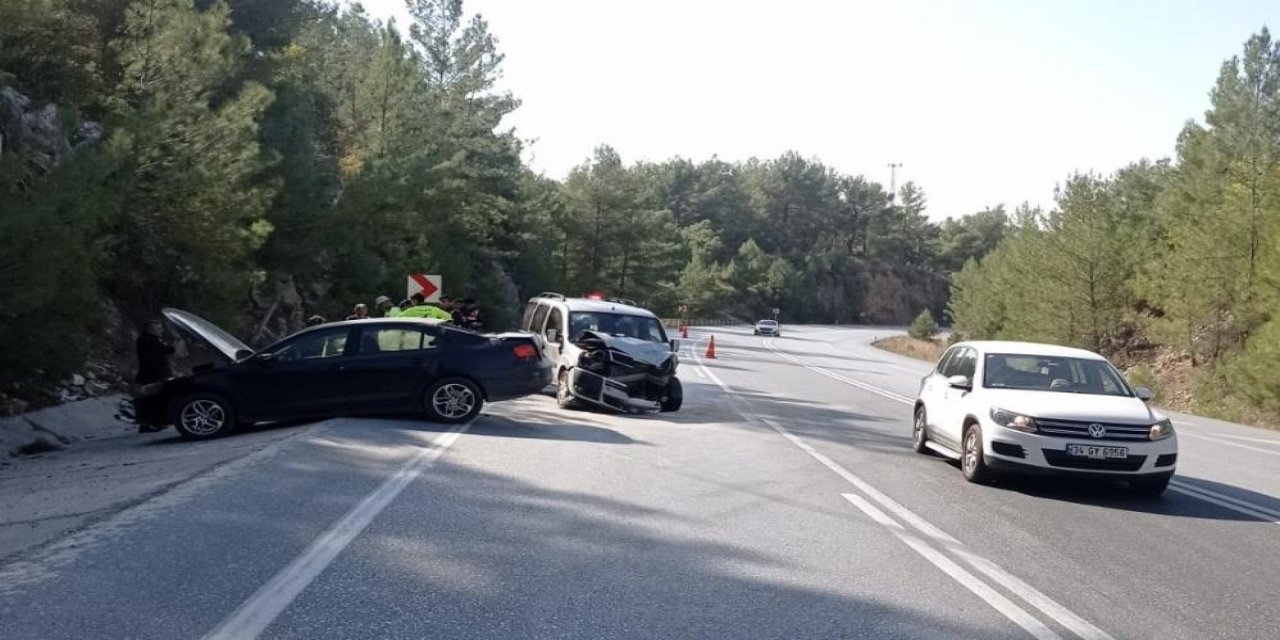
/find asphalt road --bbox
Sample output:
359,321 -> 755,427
2,326 -> 1279,639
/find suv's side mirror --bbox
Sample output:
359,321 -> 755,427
546,328 -> 559,344
670,339 -> 680,352
947,375 -> 972,390
1135,387 -> 1154,402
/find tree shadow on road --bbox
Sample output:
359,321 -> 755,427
241,460 -> 1029,640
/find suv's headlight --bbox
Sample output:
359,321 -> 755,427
990,407 -> 1038,433
1149,418 -> 1175,441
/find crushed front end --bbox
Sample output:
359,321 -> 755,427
566,331 -> 678,413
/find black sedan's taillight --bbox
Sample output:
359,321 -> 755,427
512,343 -> 538,361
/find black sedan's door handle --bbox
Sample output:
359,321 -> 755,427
328,364 -> 346,371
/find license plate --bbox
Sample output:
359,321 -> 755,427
1065,444 -> 1128,460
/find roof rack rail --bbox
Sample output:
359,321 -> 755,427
535,291 -> 566,300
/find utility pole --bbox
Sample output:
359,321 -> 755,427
887,162 -> 902,203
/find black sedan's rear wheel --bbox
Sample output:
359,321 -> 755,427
425,378 -> 484,424
170,393 -> 237,440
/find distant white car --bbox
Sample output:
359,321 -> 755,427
912,341 -> 1177,495
754,319 -> 781,336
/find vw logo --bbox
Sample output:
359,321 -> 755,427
1088,423 -> 1107,439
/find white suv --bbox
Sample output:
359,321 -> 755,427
912,340 -> 1177,495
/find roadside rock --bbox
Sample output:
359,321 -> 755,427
0,395 -> 132,458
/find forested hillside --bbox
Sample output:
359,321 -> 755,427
0,0 -> 997,393
949,29 -> 1280,424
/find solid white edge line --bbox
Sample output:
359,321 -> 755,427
1178,431 -> 1280,458
696,338 -> 1112,640
841,493 -> 1064,640
204,425 -> 469,640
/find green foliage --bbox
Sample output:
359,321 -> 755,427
908,310 -> 939,340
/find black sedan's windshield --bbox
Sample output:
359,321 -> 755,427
983,354 -> 1132,397
569,312 -> 666,343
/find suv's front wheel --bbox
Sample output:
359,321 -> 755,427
557,370 -> 581,410
961,422 -> 995,484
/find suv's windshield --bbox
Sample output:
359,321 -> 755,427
569,312 -> 666,343
983,353 -> 1131,397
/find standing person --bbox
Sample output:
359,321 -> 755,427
375,295 -> 399,318
135,320 -> 175,433
136,320 -> 175,385
462,298 -> 482,331
347,303 -> 369,320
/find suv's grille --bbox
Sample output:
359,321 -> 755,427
1042,449 -> 1147,471
1035,418 -> 1151,442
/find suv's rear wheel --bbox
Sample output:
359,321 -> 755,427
961,422 -> 995,484
171,393 -> 237,440
912,406 -> 929,453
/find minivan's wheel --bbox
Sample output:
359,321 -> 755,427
961,422 -> 995,484
660,377 -> 683,412
1130,473 -> 1172,497
425,378 -> 484,424
557,370 -> 581,410
171,393 -> 237,440
912,406 -> 929,454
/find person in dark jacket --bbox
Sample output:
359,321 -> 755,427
136,321 -> 175,385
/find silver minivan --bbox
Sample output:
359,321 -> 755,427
521,293 -> 683,413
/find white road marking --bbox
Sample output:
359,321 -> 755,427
1178,431 -> 1280,458
764,338 -> 914,405
694,342 -> 1113,640
204,424 -> 469,640
1169,481 -> 1280,524
842,493 -> 1063,640
1196,432 -> 1280,445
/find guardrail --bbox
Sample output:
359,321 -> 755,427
661,318 -> 744,328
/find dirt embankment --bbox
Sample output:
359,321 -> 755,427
873,336 -> 947,363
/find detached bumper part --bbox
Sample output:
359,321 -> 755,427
568,368 -> 661,413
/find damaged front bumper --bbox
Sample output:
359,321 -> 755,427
566,367 -> 662,413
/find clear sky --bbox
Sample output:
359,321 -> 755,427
361,0 -> 1277,220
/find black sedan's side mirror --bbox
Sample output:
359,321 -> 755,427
254,352 -> 278,366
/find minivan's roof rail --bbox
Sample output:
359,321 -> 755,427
535,292 -> 566,300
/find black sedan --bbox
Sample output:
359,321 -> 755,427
120,308 -> 552,439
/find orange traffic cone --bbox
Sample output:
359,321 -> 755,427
681,325 -> 689,339
705,334 -> 717,359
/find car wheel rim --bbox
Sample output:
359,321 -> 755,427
180,399 -> 225,436
913,412 -> 925,445
963,430 -> 979,473
433,384 -> 476,419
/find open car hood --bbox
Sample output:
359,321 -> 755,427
162,308 -> 253,362
573,330 -> 673,367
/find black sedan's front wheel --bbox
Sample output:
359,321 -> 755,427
170,392 -> 237,440
425,378 -> 484,424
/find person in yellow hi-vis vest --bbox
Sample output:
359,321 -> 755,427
400,294 -> 453,321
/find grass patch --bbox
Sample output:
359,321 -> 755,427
874,335 -> 946,363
